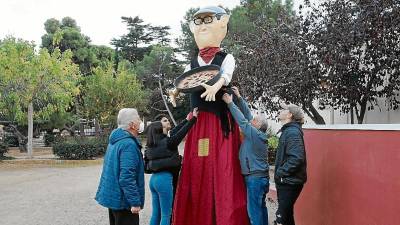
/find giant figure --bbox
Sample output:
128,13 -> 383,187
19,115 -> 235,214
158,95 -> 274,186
172,6 -> 249,225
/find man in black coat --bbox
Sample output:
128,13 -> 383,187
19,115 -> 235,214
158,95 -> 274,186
274,104 -> 307,225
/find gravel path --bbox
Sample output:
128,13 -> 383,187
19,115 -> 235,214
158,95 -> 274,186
0,165 -> 277,225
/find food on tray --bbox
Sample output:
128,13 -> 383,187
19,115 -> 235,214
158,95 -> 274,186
177,70 -> 219,89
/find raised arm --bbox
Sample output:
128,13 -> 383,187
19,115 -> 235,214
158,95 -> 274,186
167,117 -> 197,149
169,119 -> 188,137
231,86 -> 252,121
167,108 -> 199,148
237,97 -> 253,121
226,100 -> 259,138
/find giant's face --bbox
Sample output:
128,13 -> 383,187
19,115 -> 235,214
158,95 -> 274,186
191,13 -> 230,49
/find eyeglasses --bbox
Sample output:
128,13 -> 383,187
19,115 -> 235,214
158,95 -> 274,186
193,14 -> 224,25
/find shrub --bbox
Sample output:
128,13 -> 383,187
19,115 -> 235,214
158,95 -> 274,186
44,133 -> 56,146
268,135 -> 279,150
268,135 -> 279,165
53,136 -> 108,160
0,142 -> 9,158
4,135 -> 19,147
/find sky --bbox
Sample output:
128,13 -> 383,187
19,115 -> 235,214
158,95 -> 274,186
0,0 -> 306,48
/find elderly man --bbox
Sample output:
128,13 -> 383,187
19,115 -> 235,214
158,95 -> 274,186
222,87 -> 270,225
95,108 -> 145,225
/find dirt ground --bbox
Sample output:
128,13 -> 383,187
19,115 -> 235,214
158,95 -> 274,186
0,146 -> 277,225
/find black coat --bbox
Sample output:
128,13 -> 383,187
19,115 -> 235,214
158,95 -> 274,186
144,117 -> 197,173
274,122 -> 307,185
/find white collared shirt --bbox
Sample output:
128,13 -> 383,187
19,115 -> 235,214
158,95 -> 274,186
184,54 -> 236,86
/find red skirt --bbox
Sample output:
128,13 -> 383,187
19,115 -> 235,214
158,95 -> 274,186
173,111 -> 249,225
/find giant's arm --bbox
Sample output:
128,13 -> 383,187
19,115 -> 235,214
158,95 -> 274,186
201,54 -> 235,101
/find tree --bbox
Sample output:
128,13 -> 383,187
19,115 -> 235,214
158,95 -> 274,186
304,0 -> 400,124
134,45 -> 185,123
112,16 -> 163,63
82,62 -> 149,128
225,0 -> 329,123
41,17 -> 114,75
0,37 -> 80,156
175,7 -> 199,61
150,25 -> 172,46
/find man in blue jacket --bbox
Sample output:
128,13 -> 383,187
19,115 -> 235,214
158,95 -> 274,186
95,108 -> 145,225
222,87 -> 270,225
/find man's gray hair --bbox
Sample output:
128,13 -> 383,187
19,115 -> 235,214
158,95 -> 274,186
254,114 -> 268,133
117,108 -> 140,130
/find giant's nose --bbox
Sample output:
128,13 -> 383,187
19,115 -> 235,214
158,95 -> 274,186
198,23 -> 208,32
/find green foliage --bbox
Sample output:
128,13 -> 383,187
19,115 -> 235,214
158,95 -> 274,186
44,133 -> 56,147
82,62 -> 149,126
135,45 -> 178,89
112,16 -> 171,63
175,7 -> 199,61
267,134 -> 279,164
44,18 -> 60,34
134,45 -> 187,121
4,135 -> 19,147
41,17 -> 114,75
0,37 -> 80,125
268,135 -> 279,151
53,136 -> 108,160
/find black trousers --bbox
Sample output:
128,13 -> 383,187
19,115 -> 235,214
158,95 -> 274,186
276,184 -> 303,225
108,209 -> 139,225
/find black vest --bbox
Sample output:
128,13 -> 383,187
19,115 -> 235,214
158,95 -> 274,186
189,51 -> 234,137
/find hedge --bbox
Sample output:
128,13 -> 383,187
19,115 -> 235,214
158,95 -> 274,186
44,133 -> 56,147
0,142 -> 9,158
53,136 -> 108,160
4,135 -> 19,147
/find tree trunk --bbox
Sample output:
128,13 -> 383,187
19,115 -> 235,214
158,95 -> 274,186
357,101 -> 367,124
303,102 -> 326,124
158,80 -> 177,126
94,118 -> 101,136
79,120 -> 85,136
63,125 -> 75,136
350,106 -> 355,124
27,102 -> 33,158
9,124 -> 27,152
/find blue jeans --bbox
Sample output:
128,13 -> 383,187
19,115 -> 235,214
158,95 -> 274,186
149,171 -> 173,225
245,176 -> 269,225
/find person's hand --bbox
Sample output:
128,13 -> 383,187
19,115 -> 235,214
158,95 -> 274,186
192,107 -> 199,118
231,86 -> 241,98
222,93 -> 233,104
186,112 -> 193,120
131,206 -> 141,214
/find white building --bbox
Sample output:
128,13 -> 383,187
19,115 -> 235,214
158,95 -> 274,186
266,95 -> 400,133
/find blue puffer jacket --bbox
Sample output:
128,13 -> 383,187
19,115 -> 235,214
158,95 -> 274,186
95,128 -> 145,210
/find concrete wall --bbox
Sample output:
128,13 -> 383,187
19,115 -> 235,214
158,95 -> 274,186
295,125 -> 400,225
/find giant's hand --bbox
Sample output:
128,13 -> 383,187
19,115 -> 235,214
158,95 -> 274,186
168,88 -> 180,107
200,78 -> 225,102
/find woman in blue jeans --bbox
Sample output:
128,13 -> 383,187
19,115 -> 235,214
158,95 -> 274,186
145,108 -> 198,225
